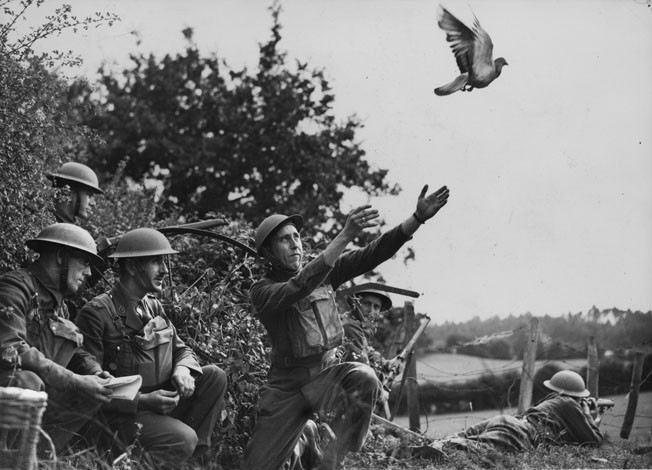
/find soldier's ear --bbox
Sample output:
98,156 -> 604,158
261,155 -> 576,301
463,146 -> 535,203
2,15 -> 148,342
55,248 -> 67,266
124,258 -> 139,276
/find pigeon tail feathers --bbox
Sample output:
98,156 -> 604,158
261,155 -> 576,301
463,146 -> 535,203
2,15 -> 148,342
434,73 -> 468,96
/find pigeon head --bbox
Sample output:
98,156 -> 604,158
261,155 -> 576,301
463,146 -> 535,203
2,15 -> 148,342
495,57 -> 508,72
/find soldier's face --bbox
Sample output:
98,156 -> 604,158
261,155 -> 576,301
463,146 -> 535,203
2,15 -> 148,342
133,256 -> 169,293
65,252 -> 92,295
74,189 -> 93,220
269,224 -> 303,271
359,294 -> 384,317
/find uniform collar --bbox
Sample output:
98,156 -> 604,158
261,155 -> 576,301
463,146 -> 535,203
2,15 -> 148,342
28,261 -> 64,308
111,281 -> 148,330
269,265 -> 300,282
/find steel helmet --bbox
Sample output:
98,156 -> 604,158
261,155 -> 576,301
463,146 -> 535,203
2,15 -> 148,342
26,223 -> 104,266
47,162 -> 103,194
254,214 -> 303,255
543,370 -> 590,397
352,289 -> 392,311
109,228 -> 179,258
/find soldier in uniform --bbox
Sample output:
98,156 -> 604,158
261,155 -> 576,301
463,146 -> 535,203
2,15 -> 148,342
340,288 -> 395,369
242,184 -> 450,470
47,162 -> 104,225
0,223 -> 114,452
75,228 -> 227,466
436,370 -> 604,453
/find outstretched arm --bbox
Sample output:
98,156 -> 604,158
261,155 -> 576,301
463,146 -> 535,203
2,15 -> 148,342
322,205 -> 379,266
401,185 -> 450,237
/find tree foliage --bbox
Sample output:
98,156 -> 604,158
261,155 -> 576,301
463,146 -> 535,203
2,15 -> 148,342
0,53 -> 91,270
0,0 -> 119,271
0,0 -> 119,67
71,5 -> 399,242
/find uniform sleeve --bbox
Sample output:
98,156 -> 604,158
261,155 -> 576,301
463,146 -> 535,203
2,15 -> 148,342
556,398 -> 604,445
75,302 -> 108,366
328,225 -> 411,289
0,272 -> 76,390
250,253 -> 333,322
341,321 -> 370,364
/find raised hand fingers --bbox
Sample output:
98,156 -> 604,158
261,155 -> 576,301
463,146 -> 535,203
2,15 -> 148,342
343,205 -> 379,237
351,207 -> 379,228
427,185 -> 449,204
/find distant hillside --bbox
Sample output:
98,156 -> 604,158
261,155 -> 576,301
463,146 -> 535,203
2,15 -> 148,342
422,307 -> 652,360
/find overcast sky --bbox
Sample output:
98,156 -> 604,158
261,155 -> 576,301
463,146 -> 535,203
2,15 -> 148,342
19,0 -> 652,324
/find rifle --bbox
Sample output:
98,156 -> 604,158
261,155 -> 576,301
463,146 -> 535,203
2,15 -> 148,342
96,218 -> 230,259
337,282 -> 420,300
384,316 -> 431,392
91,218 -> 236,288
377,316 -> 430,421
582,397 -> 615,413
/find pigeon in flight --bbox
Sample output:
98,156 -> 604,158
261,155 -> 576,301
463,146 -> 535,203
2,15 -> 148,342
434,5 -> 507,96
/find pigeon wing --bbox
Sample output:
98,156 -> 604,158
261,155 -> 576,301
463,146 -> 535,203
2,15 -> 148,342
437,6 -> 476,74
471,15 -> 495,69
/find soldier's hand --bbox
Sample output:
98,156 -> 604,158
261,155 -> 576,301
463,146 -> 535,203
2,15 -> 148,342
342,205 -> 379,241
384,356 -> 404,375
72,374 -> 113,403
414,185 -> 449,222
140,390 -> 179,415
172,366 -> 196,399
95,370 -> 114,380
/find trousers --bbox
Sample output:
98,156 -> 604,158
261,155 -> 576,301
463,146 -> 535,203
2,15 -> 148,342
105,364 -> 227,466
242,361 -> 381,470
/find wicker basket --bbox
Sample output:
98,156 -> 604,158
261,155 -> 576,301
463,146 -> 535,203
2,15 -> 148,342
0,386 -> 48,470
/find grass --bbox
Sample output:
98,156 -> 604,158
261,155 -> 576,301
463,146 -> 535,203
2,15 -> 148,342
32,368 -> 652,469
344,439 -> 652,470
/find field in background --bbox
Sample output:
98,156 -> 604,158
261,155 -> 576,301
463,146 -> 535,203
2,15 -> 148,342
415,353 -> 587,383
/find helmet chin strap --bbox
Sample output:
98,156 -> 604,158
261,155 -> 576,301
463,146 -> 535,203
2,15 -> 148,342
72,188 -> 81,219
59,249 -> 70,297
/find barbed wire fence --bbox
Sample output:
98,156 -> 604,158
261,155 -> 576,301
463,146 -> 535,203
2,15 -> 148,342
385,306 -> 652,441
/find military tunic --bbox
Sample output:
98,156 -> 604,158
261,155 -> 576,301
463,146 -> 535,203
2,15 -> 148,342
76,281 -> 227,465
0,263 -> 104,450
243,224 -> 412,470
445,394 -> 603,452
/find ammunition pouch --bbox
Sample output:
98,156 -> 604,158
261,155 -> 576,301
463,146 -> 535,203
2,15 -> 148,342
287,285 -> 343,358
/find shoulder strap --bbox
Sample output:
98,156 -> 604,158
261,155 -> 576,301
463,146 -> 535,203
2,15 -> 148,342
94,292 -> 129,338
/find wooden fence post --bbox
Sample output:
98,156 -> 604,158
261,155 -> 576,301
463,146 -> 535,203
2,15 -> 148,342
518,317 -> 539,414
587,336 -> 599,397
620,351 -> 644,439
403,302 -> 421,432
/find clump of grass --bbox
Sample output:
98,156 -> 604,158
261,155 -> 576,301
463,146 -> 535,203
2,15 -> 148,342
343,425 -> 652,470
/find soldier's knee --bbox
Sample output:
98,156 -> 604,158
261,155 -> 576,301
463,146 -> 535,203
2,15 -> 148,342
166,426 -> 198,459
200,364 -> 227,393
352,364 -> 382,396
0,370 -> 45,391
202,364 -> 226,382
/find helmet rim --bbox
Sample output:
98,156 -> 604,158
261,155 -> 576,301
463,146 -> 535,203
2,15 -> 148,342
255,214 -> 303,255
109,228 -> 179,259
26,223 -> 104,267
47,162 -> 103,194
349,289 -> 392,311
543,370 -> 590,397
